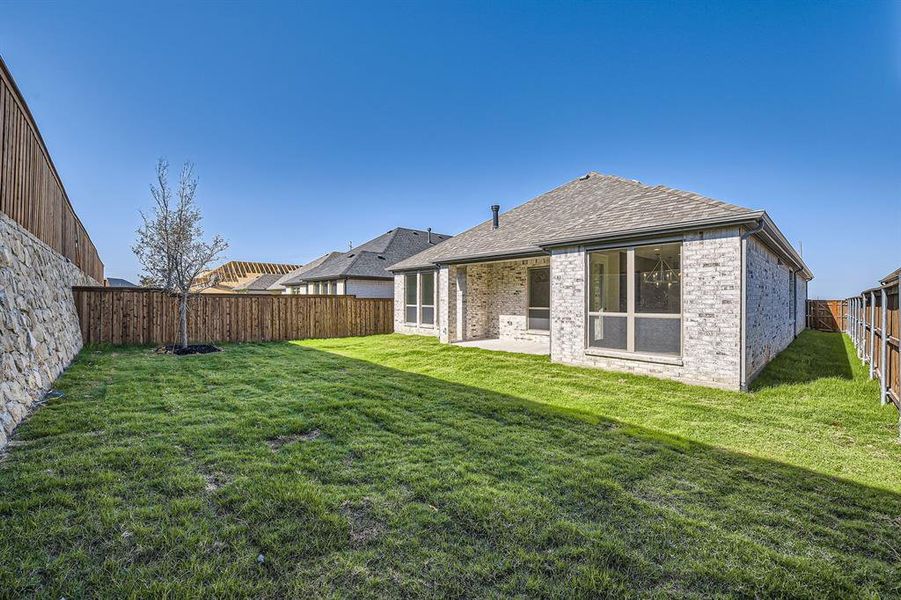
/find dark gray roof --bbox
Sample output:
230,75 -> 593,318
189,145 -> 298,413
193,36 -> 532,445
274,252 -> 343,288
106,277 -> 138,288
390,172 -> 762,271
233,273 -> 285,291
295,228 -> 451,282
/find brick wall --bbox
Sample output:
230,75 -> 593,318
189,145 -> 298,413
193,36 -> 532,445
550,228 -> 743,390
469,257 -> 550,343
744,236 -> 801,380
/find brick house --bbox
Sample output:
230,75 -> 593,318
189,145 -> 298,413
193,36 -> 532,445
389,172 -> 812,390
278,228 -> 451,298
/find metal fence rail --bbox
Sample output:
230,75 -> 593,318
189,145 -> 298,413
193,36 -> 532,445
846,271 -> 900,411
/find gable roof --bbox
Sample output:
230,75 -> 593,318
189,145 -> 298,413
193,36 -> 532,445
232,273 -> 285,291
287,228 -> 451,283
274,252 -> 344,288
390,172 -> 764,271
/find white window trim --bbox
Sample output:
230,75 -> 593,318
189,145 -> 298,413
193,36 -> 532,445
585,242 -> 684,359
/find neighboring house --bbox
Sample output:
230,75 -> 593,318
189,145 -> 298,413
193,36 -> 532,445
281,228 -> 451,298
389,172 -> 812,391
232,273 -> 286,294
268,252 -> 344,294
194,261 -> 300,294
105,277 -> 138,288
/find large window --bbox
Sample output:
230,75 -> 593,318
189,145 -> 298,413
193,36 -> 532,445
528,267 -> 550,331
420,272 -> 435,325
587,242 -> 681,356
405,274 -> 418,323
405,271 -> 436,326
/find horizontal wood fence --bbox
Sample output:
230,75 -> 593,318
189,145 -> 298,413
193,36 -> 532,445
846,275 -> 900,411
73,287 -> 394,345
806,299 -> 846,332
0,57 -> 103,281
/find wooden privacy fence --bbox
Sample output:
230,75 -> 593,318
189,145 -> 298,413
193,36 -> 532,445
846,274 -> 900,411
73,287 -> 394,345
806,299 -> 847,332
0,57 -> 103,281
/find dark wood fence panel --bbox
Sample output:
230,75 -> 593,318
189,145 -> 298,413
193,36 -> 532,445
847,276 -> 900,411
73,287 -> 394,345
0,58 -> 104,281
806,299 -> 846,332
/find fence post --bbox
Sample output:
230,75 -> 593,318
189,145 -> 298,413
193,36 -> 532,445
869,291 -> 876,377
881,287 -> 888,405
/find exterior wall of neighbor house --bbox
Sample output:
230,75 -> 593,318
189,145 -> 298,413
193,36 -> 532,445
346,278 -> 394,299
744,235 -> 805,382
550,227 -> 744,390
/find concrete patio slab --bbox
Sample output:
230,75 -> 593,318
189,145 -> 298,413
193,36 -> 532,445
453,338 -> 550,355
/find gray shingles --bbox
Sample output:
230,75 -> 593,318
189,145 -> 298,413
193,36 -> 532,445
285,228 -> 451,284
232,273 -> 286,291
389,172 -> 760,271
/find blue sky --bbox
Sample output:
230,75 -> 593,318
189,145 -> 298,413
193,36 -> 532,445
2,0 -> 898,297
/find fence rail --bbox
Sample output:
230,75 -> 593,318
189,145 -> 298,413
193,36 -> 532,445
846,276 -> 900,411
0,57 -> 103,281
806,299 -> 847,332
73,287 -> 394,345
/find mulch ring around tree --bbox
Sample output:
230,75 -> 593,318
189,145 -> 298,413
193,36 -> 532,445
155,344 -> 222,356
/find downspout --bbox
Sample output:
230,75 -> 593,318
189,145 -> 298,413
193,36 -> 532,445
739,220 -> 765,391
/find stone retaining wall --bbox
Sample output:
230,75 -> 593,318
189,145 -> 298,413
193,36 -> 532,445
0,211 -> 97,448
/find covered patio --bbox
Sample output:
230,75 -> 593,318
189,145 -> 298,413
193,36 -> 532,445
446,256 -> 551,350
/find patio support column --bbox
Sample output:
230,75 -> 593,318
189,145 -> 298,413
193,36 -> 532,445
455,266 -> 467,342
880,287 -> 888,405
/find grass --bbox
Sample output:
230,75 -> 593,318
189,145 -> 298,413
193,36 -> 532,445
0,330 -> 898,597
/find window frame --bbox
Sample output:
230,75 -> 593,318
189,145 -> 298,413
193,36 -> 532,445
404,270 -> 438,327
526,266 -> 551,332
584,240 -> 683,358
420,271 -> 436,326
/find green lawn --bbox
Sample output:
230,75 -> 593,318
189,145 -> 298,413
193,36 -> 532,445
0,331 -> 899,598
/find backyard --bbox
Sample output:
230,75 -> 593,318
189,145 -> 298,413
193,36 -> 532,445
0,330 -> 899,597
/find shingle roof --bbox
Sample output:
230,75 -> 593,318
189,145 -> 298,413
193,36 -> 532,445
276,252 -> 344,287
106,277 -> 138,288
232,273 -> 285,291
390,172 -> 761,271
291,228 -> 451,282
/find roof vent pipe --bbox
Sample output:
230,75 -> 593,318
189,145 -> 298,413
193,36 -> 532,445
427,227 -> 432,244
491,205 -> 500,229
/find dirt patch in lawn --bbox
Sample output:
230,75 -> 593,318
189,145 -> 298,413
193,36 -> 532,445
340,497 -> 384,547
267,429 -> 321,450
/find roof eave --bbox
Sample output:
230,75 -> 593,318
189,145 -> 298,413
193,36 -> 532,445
536,212 -> 766,250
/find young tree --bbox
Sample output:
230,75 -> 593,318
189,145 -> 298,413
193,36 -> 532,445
133,159 -> 228,349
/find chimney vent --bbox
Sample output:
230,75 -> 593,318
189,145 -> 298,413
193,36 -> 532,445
491,205 -> 500,229
427,227 -> 432,244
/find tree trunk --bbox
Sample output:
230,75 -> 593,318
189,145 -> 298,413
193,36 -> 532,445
179,292 -> 189,349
